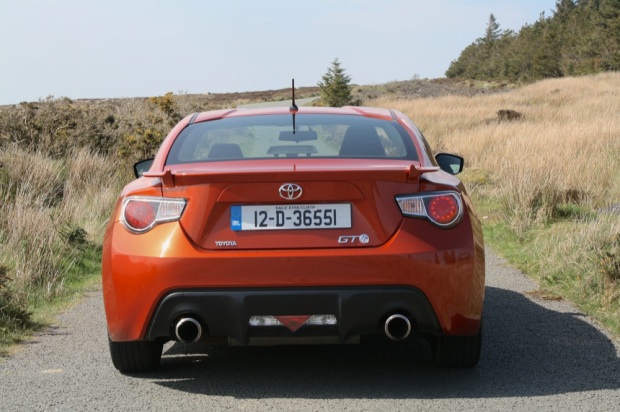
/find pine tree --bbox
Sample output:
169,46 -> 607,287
318,59 -> 353,107
555,0 -> 577,21
592,0 -> 620,70
484,14 -> 503,43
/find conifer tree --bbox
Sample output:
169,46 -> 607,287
318,59 -> 353,107
484,14 -> 503,43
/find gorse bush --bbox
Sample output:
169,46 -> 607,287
149,92 -> 183,127
0,97 -> 121,157
118,127 -> 166,162
0,93 -> 186,161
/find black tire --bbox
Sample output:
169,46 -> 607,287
108,338 -> 163,373
433,327 -> 482,368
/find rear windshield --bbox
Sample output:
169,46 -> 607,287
165,114 -> 419,165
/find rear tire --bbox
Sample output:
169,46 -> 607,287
108,338 -> 163,373
433,327 -> 482,368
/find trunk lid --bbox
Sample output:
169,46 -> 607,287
163,160 -> 423,250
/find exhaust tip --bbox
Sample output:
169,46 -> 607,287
174,317 -> 202,344
384,313 -> 412,341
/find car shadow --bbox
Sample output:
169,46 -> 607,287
138,286 -> 620,399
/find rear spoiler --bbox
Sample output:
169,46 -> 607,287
143,163 -> 438,188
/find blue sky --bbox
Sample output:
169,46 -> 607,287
0,0 -> 557,105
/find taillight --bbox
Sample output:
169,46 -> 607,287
396,191 -> 463,228
121,197 -> 186,233
426,194 -> 460,225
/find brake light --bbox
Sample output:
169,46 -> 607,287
121,197 -> 186,233
396,191 -> 463,228
427,194 -> 460,225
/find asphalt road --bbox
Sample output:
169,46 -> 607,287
1,249 -> 619,411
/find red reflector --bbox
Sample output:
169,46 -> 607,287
275,315 -> 311,332
427,195 -> 459,225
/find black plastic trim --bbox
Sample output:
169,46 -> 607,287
146,285 -> 441,344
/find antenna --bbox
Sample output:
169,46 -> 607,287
290,78 -> 298,112
290,78 -> 298,134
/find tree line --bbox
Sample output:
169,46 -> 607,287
446,0 -> 620,81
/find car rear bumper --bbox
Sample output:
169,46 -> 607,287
146,286 -> 442,344
103,218 -> 485,342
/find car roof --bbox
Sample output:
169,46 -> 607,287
190,106 -> 396,124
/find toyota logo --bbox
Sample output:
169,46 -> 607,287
279,183 -> 303,200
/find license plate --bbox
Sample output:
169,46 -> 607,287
230,204 -> 351,231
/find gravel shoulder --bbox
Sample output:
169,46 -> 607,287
1,249 -> 619,411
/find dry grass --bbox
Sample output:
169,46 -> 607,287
372,72 -> 620,234
60,148 -> 128,243
0,146 -> 125,309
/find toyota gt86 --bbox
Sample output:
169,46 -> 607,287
102,104 -> 485,373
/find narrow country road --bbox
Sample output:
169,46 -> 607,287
1,250 -> 619,411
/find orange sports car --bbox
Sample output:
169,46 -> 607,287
102,104 -> 485,373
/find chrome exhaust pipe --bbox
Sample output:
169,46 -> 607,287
174,317 -> 202,344
384,314 -> 412,341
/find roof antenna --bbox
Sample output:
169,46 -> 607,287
290,78 -> 298,134
290,78 -> 299,112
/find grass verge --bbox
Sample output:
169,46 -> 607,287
473,189 -> 620,339
0,243 -> 101,357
